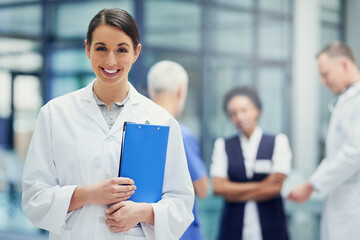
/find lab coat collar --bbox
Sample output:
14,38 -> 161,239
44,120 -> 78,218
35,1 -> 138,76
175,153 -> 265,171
335,79 -> 360,111
79,79 -> 141,135
80,79 -> 141,106
341,79 -> 360,100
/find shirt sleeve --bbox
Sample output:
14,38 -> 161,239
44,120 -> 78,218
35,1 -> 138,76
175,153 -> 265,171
182,132 -> 207,182
272,134 -> 292,175
144,121 -> 194,240
309,113 -> 360,195
22,106 -> 77,235
210,138 -> 228,179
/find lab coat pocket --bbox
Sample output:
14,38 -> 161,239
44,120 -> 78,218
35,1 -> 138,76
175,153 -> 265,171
254,159 -> 272,174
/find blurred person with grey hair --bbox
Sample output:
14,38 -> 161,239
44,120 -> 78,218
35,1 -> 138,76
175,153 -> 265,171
147,60 -> 208,240
288,41 -> 360,240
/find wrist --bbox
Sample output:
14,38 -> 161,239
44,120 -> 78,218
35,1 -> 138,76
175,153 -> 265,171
139,203 -> 154,224
80,185 -> 94,205
69,185 -> 92,212
306,182 -> 315,192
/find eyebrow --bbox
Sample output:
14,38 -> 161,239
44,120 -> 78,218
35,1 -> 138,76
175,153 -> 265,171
94,42 -> 130,47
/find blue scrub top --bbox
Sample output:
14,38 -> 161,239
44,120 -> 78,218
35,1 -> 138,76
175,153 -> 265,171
179,124 -> 207,240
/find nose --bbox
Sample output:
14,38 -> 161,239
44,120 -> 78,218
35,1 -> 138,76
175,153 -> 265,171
105,51 -> 116,66
235,112 -> 245,122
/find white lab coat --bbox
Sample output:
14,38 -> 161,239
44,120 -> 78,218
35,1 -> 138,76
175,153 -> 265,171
22,80 -> 194,240
309,80 -> 360,240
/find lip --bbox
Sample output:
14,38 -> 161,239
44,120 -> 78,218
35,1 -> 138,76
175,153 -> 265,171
238,122 -> 249,129
101,67 -> 120,78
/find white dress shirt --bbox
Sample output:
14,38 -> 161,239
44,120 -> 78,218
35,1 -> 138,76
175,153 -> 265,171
211,127 -> 292,240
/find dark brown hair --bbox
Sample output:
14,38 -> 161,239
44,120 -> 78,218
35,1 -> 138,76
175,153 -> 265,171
86,8 -> 140,51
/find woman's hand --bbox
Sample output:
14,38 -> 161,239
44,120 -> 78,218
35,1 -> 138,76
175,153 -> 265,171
68,177 -> 136,212
89,177 -> 136,205
104,201 -> 154,233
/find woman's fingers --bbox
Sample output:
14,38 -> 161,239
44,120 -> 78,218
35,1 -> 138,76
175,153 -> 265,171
106,201 -> 125,216
116,184 -> 136,192
116,190 -> 135,197
113,177 -> 134,185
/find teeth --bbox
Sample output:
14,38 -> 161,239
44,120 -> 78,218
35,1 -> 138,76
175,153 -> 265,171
104,68 -> 118,74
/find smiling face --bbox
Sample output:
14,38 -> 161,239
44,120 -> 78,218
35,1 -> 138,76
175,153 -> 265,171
227,95 -> 260,139
85,24 -> 141,89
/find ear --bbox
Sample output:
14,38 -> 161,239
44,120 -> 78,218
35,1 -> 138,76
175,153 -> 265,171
132,43 -> 142,63
176,85 -> 183,100
84,39 -> 90,59
340,56 -> 353,71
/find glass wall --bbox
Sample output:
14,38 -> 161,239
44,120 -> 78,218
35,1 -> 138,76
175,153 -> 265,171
1,0 -> 346,240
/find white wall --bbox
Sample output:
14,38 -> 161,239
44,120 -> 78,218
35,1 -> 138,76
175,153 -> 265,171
292,0 -> 320,175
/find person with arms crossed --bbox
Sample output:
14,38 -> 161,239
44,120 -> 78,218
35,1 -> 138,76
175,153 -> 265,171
22,8 -> 194,240
288,41 -> 360,240
147,60 -> 208,240
211,87 -> 292,240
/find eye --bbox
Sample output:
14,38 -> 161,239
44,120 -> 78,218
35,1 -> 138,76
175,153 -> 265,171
96,47 -> 107,51
118,48 -> 128,53
229,112 -> 236,118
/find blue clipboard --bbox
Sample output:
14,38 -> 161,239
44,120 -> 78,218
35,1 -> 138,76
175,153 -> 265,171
118,122 -> 170,203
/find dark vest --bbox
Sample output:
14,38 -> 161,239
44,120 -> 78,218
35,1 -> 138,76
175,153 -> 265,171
218,134 -> 289,240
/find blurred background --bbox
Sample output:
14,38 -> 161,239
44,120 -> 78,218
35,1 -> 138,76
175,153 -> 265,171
0,0 -> 358,239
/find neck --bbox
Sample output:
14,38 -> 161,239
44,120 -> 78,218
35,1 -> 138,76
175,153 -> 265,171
153,93 -> 179,118
349,72 -> 360,86
243,127 -> 256,140
346,66 -> 360,88
93,80 -> 129,109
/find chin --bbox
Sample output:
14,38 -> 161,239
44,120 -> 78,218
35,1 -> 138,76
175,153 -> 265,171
98,76 -> 126,87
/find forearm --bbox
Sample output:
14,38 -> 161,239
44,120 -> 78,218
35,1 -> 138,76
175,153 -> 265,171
213,177 -> 260,199
222,182 -> 282,202
68,185 -> 93,212
214,173 -> 285,202
250,184 -> 282,201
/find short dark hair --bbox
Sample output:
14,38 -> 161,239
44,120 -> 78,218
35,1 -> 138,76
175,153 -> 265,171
317,41 -> 356,64
223,86 -> 262,114
86,8 -> 140,51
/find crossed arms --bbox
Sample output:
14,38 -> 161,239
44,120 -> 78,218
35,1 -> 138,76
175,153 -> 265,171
213,173 -> 286,202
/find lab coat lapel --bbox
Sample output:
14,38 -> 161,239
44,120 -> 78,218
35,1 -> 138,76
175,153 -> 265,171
107,102 -> 134,136
107,83 -> 141,136
80,80 -> 109,134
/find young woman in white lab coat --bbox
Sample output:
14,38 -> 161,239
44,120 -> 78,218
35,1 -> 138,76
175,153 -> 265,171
22,8 -> 194,240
